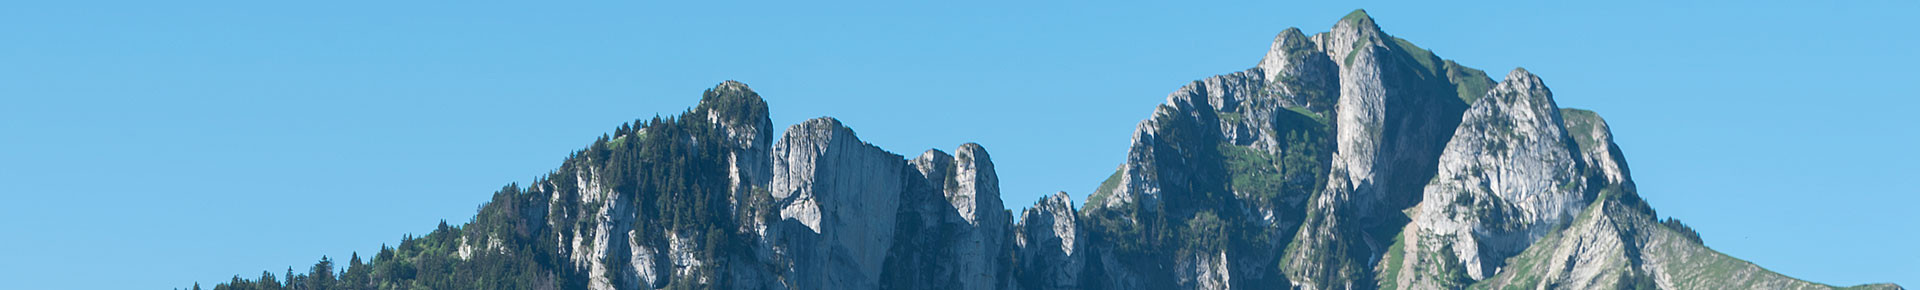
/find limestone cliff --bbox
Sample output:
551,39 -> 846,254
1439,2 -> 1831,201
1388,68 -> 1588,289
206,10 -> 1905,290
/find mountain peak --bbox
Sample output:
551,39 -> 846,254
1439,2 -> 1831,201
1336,9 -> 1382,35
1500,67 -> 1547,95
702,80 -> 757,104
199,11 -> 1902,290
1341,9 -> 1374,25
1316,9 -> 1387,67
715,79 -> 750,91
1272,27 -> 1311,49
1505,67 -> 1535,79
1257,27 -> 1317,81
788,117 -> 850,138
697,80 -> 770,127
957,142 -> 989,158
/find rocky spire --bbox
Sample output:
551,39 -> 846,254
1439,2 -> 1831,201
768,117 -> 906,289
1284,9 -> 1474,288
696,81 -> 772,150
695,81 -> 776,224
1394,67 -> 1586,286
1560,108 -> 1634,187
955,143 -> 1009,290
1315,9 -> 1386,66
198,11 -> 1909,290
1258,27 -> 1316,81
947,143 -> 1003,226
1015,191 -> 1082,290
886,143 -> 1014,290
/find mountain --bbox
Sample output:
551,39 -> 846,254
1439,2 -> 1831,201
201,10 -> 1902,290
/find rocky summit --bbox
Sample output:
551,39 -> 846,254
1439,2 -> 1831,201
205,10 -> 1903,290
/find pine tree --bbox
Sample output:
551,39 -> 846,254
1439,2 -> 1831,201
342,252 -> 368,290
307,256 -> 335,290
258,271 -> 282,290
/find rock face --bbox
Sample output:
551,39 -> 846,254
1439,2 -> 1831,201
767,117 -> 907,289
1015,192 -> 1083,290
1091,27 -> 1337,213
879,144 -> 1015,290
1283,10 -> 1473,289
703,80 -> 776,231
1390,68 -> 1589,288
1058,9 -> 1893,290
1074,34 -> 1323,290
215,10 -> 1905,290
940,144 -> 1012,290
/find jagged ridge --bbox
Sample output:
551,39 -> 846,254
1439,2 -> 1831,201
204,10 -> 1903,290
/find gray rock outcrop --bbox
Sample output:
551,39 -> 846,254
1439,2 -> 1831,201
767,117 -> 906,289
1015,192 -> 1084,290
276,11 -> 1905,290
701,81 -> 776,230
1283,10 -> 1473,288
879,144 -> 1015,290
1391,68 -> 1589,288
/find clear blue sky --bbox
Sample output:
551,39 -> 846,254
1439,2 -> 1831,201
2,1 -> 1913,288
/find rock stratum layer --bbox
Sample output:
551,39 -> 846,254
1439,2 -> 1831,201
206,9 -> 1901,290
